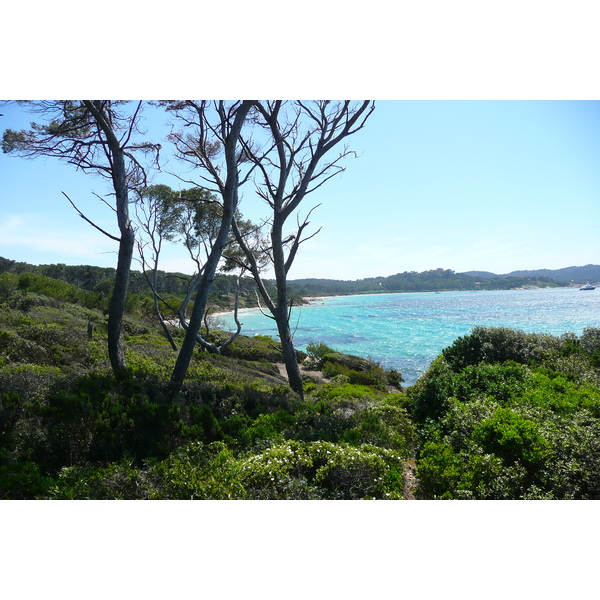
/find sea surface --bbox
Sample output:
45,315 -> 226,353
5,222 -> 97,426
219,288 -> 600,386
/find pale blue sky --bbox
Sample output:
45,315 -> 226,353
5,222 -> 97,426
1,100 -> 599,280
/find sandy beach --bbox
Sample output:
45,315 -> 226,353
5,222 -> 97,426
211,296 -> 328,319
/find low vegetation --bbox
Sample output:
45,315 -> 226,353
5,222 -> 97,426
2,270 -> 599,499
0,271 -> 412,499
407,327 -> 600,499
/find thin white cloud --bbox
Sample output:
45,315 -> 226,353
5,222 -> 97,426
0,213 -> 119,264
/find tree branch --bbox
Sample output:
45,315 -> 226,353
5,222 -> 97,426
62,192 -> 121,242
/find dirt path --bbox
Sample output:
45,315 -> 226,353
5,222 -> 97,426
403,459 -> 418,500
275,362 -> 328,384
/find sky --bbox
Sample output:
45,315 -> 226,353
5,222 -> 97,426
1,100 -> 599,280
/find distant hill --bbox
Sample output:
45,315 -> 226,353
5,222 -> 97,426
506,265 -> 600,284
462,264 -> 600,284
289,268 -> 561,296
3,256 -> 593,302
461,270 -> 498,279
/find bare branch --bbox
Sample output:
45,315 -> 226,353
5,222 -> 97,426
92,191 -> 117,213
62,192 -> 121,242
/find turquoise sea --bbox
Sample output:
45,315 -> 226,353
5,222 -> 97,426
219,288 -> 600,386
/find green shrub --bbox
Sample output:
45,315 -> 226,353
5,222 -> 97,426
221,409 -> 295,450
472,408 -> 549,467
0,272 -> 18,300
284,406 -> 354,444
442,327 -> 558,371
0,393 -> 21,447
579,327 -> 600,370
311,444 -> 389,499
386,368 -> 404,387
0,363 -> 63,402
404,355 -> 457,423
306,341 -> 336,364
341,403 -> 418,455
515,371 -> 600,417
321,360 -> 387,388
416,440 -> 507,499
453,362 -> 529,405
306,342 -> 402,388
314,382 -> 381,403
148,441 -> 245,500
321,350 -> 375,372
408,359 -> 536,425
0,460 -> 53,499
16,321 -> 89,368
186,404 -> 223,443
16,372 -> 182,471
49,460 -> 149,499
221,334 -> 284,362
17,272 -> 74,299
537,412 -> 600,499
581,327 -> 600,356
3,289 -> 88,314
413,352 -> 600,499
0,328 -> 50,364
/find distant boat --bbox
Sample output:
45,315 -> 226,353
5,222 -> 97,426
580,282 -> 596,291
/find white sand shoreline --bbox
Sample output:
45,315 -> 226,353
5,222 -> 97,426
211,297 -> 328,318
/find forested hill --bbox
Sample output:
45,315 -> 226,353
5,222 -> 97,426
0,257 -> 572,303
462,264 -> 600,284
288,268 -> 562,296
0,256 -> 258,310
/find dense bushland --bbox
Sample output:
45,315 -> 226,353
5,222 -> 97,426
0,274 -> 412,499
2,270 -> 599,499
0,258 -> 261,314
406,326 -> 600,499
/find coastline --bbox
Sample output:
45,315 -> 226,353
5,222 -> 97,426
212,296 -> 328,318
211,286 -> 573,318
211,306 -> 265,318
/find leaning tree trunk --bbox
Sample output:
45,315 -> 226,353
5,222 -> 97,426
169,101 -> 253,395
170,197 -> 235,393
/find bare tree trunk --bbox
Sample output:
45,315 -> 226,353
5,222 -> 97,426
107,222 -> 134,371
272,214 -> 304,398
85,100 -> 134,373
275,305 -> 304,397
170,101 -> 253,394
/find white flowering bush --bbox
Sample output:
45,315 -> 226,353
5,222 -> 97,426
239,440 -> 405,499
